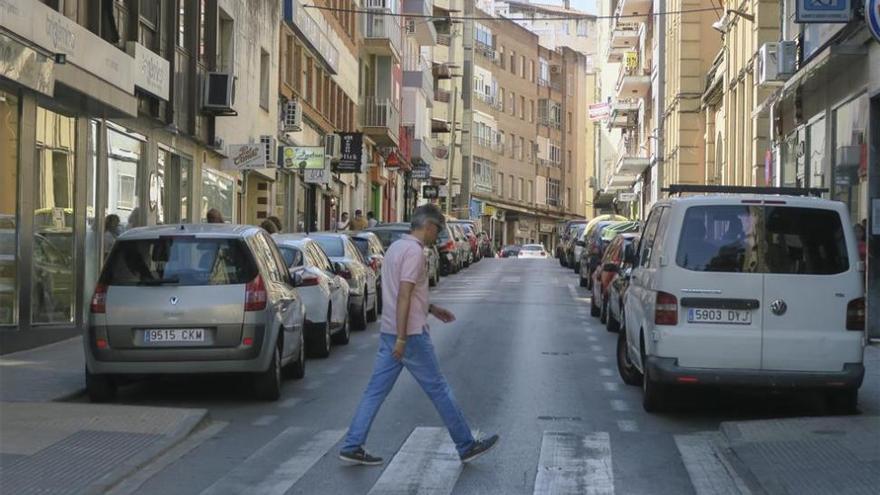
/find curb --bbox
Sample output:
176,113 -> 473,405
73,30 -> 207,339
83,409 -> 210,495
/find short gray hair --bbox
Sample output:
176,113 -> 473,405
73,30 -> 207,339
411,204 -> 445,231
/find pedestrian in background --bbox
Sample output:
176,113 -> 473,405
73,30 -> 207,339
103,214 -> 120,255
339,204 -> 499,466
261,219 -> 279,234
206,208 -> 224,223
350,209 -> 368,230
268,215 -> 283,233
337,212 -> 350,231
367,211 -> 378,228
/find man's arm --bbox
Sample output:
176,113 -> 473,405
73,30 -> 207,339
393,281 -> 415,360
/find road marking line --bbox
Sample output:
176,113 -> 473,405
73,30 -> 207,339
279,397 -> 301,409
616,420 -> 639,433
610,400 -> 630,412
594,356 -> 609,363
533,431 -> 614,495
591,345 -> 603,352
675,433 -> 752,495
106,422 -> 229,495
367,427 -> 463,495
252,415 -> 279,427
599,368 -> 614,377
584,327 -> 596,334
200,428 -> 345,495
587,336 -> 599,342
603,382 -> 620,392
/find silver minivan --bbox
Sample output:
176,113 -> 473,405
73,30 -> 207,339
85,225 -> 307,402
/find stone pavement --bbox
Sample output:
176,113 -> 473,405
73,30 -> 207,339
0,337 -> 208,494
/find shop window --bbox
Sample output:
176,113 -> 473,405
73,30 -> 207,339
0,92 -> 19,325
201,168 -> 235,223
832,93 -> 869,222
106,128 -> 143,233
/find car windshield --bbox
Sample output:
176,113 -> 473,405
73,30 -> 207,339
351,237 -> 371,257
313,237 -> 345,257
278,246 -> 303,267
370,229 -> 408,248
676,205 -> 849,274
454,223 -> 475,235
522,245 -> 543,251
101,237 -> 258,286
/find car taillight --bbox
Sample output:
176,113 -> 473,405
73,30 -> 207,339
90,283 -> 107,314
655,291 -> 678,325
300,274 -> 320,287
443,240 -> 455,252
245,275 -> 268,311
846,297 -> 865,331
370,258 -> 380,271
540,251 -> 545,256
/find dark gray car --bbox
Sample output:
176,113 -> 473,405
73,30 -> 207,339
84,224 -> 307,402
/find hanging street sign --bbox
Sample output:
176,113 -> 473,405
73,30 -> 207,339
796,0 -> 852,23
336,132 -> 364,173
282,146 -> 324,170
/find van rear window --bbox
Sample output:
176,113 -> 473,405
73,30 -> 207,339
676,206 -> 848,274
101,237 -> 258,286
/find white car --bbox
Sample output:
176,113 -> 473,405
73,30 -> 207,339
518,244 -> 548,259
619,188 -> 866,413
274,236 -> 351,357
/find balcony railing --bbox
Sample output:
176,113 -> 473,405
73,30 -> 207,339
362,97 -> 401,133
363,5 -> 402,56
474,92 -> 495,106
404,53 -> 430,72
437,33 -> 451,46
435,88 -> 451,103
285,0 -> 339,74
537,77 -> 550,87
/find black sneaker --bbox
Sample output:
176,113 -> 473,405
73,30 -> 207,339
339,448 -> 383,466
459,434 -> 500,463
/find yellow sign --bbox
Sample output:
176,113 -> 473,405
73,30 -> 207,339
624,51 -> 638,69
482,204 -> 497,216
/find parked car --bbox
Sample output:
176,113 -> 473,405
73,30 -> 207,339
578,220 -> 630,285
366,223 -> 440,287
449,224 -> 472,267
499,245 -> 522,258
308,233 -> 379,330
558,220 -> 588,265
563,223 -> 589,267
518,244 -> 548,259
349,231 -> 385,314
478,231 -> 494,258
437,224 -> 464,274
620,191 -> 866,414
589,233 -> 641,326
85,224 -> 307,402
450,220 -> 481,263
273,236 -> 351,357
605,234 -> 641,334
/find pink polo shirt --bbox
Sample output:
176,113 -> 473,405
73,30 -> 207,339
380,234 -> 430,336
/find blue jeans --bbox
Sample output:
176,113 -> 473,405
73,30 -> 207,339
342,332 -> 476,456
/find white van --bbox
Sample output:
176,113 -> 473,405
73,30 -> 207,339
618,189 -> 866,413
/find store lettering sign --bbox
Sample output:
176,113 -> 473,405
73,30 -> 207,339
589,103 -> 610,122
796,0 -> 852,23
224,144 -> 267,170
869,0 -> 880,42
127,42 -> 169,101
336,132 -> 364,173
304,160 -> 330,184
283,146 -> 325,170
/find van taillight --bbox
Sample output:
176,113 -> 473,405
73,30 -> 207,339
90,283 -> 107,314
655,291 -> 678,325
846,297 -> 865,331
245,275 -> 268,311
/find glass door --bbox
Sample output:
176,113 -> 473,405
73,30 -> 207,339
0,91 -> 19,326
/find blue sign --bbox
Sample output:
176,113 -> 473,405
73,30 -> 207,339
469,199 -> 482,220
869,0 -> 880,42
796,0 -> 852,23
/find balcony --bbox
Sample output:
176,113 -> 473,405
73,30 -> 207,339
616,66 -> 651,99
437,33 -> 451,46
606,46 -> 627,64
611,22 -> 640,49
435,88 -> 451,103
433,62 -> 453,79
604,172 -> 638,192
431,118 -> 451,133
404,54 -> 434,106
475,136 -> 503,154
361,97 -> 401,146
608,99 -> 640,129
475,40 -> 496,60
284,0 -> 339,74
363,1 -> 402,59
403,0 -> 437,45
616,0 -> 652,17
412,138 -> 434,168
614,138 -> 650,176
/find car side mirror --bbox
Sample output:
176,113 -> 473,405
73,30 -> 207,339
603,262 -> 620,273
290,269 -> 303,287
333,261 -> 345,274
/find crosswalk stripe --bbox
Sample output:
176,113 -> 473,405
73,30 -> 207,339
199,428 -> 344,495
367,427 -> 462,495
675,433 -> 752,495
533,432 -> 614,495
252,415 -> 279,427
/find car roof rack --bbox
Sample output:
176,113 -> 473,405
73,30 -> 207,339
662,184 -> 828,197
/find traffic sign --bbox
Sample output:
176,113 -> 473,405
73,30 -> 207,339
796,0 -> 851,23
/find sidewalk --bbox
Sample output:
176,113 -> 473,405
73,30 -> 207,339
0,337 -> 208,494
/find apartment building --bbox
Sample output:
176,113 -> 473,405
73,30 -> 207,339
0,0 -> 280,344
495,0 -> 597,63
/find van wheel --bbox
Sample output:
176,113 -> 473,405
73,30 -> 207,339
826,388 -> 858,415
254,342 -> 282,401
283,330 -> 306,380
617,332 -> 642,386
86,368 -> 117,403
367,288 -> 378,323
590,295 -> 601,317
332,314 -> 350,345
641,344 -> 667,413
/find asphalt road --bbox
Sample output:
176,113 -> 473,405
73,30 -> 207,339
104,258 -> 879,495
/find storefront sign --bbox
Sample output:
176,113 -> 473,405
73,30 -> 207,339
539,223 -> 555,233
304,160 -> 331,184
224,143 -> 267,170
868,0 -> 880,42
796,0 -> 852,23
624,51 -> 638,69
0,0 -> 134,93
589,103 -> 610,122
423,185 -> 439,199
127,42 -> 169,101
482,204 -> 497,216
336,132 -> 363,173
412,166 -> 431,179
0,33 -> 54,96
283,146 -> 324,170
618,192 -> 637,202
469,199 -> 482,219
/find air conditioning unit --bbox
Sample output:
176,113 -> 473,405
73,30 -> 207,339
203,72 -> 235,112
260,135 -> 277,165
757,42 -> 797,86
324,134 -> 341,162
282,99 -> 302,132
211,136 -> 225,150
550,65 -> 562,75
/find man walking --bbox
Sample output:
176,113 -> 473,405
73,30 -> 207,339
350,209 -> 369,230
339,204 -> 499,466
336,212 -> 350,231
